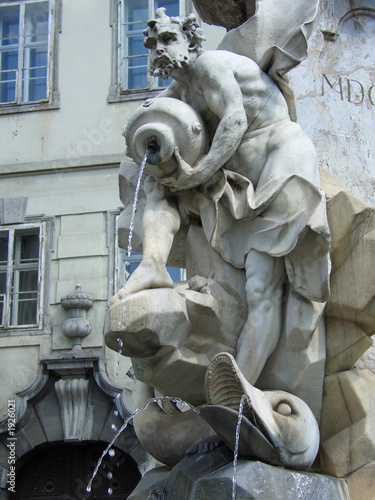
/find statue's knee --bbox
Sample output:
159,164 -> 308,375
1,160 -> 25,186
245,269 -> 284,310
245,274 -> 267,306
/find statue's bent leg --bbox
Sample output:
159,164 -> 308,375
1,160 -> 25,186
236,249 -> 285,385
116,176 -> 181,298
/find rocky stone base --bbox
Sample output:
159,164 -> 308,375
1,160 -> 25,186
128,446 -> 350,500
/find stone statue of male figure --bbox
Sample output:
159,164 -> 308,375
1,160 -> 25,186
116,8 -> 330,389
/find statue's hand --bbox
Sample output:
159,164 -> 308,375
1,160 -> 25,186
159,147 -> 205,191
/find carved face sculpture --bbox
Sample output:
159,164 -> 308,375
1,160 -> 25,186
145,21 -> 191,79
144,9 -> 204,80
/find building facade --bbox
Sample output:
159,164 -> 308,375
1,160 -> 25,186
0,1 -> 205,498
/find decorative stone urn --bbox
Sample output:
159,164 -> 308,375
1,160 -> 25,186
61,283 -> 93,350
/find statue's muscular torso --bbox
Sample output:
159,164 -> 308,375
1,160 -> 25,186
169,50 -> 290,140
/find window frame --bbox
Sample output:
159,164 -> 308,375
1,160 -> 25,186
0,0 -> 60,115
0,218 -> 52,335
108,0 -> 192,103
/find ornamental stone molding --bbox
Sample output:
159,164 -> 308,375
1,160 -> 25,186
55,378 -> 90,442
320,0 -> 375,40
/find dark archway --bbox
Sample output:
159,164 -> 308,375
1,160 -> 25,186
10,442 -> 141,499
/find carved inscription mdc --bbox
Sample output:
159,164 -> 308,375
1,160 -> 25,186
322,74 -> 375,106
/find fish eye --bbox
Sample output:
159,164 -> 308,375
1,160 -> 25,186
275,402 -> 292,416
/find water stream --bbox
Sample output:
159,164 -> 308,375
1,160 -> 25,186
84,393 -> 245,499
126,150 -> 148,258
90,148 -> 245,498
84,396 -> 200,498
232,395 -> 246,500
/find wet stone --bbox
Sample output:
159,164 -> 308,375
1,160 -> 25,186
193,460 -> 350,500
166,445 -> 234,499
127,466 -> 171,500
128,448 -> 350,500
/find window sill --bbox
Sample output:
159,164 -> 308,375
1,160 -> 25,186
0,325 -> 51,336
0,94 -> 60,116
107,87 -> 162,103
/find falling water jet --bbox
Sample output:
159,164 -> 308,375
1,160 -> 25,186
126,149 -> 148,259
118,148 -> 149,304
84,396 -> 200,498
232,395 -> 246,500
103,145 -> 246,498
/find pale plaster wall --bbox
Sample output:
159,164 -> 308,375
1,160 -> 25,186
290,6 -> 375,205
0,2 -> 227,174
0,0 -> 136,170
0,0 -> 136,426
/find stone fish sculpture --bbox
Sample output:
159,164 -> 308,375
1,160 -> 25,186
201,352 -> 320,470
106,0 -> 329,471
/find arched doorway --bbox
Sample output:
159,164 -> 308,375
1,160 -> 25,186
10,442 -> 141,499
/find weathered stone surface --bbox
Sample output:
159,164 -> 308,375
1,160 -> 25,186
290,2 -> 375,205
131,449 -> 350,500
320,369 -> 375,477
112,3 -> 375,488
112,3 -> 333,474
192,0 -> 256,31
325,317 -> 373,376
194,461 -> 349,500
185,225 -> 247,302
325,188 -> 375,375
105,288 -> 191,358
355,347 -> 375,373
105,282 -> 246,406
202,353 -> 320,471
127,466 -> 170,500
346,460 -> 375,500
166,445 -> 234,499
258,290 -> 326,421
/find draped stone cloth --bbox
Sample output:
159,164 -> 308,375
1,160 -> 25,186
182,0 -> 329,302
195,163 -> 331,304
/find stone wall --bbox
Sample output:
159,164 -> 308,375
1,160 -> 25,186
290,0 -> 375,205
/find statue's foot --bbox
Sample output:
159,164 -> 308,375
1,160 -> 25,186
109,259 -> 173,304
